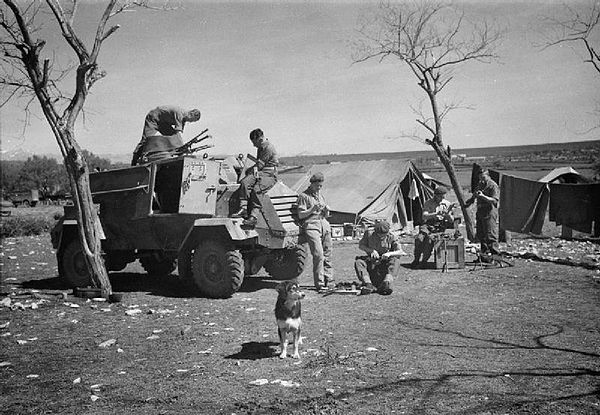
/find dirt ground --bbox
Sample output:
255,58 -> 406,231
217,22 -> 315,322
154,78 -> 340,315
1,234 -> 599,415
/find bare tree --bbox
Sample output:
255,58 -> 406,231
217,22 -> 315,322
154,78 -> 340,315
541,0 -> 599,131
0,0 -> 168,297
352,0 -> 503,241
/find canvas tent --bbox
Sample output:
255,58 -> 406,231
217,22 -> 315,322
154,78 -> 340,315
537,167 -> 590,184
421,172 -> 450,190
290,160 -> 434,230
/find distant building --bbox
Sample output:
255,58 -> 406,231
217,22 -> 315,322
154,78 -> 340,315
451,154 -> 486,163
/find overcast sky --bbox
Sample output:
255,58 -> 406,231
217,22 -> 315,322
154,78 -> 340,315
1,0 -> 598,158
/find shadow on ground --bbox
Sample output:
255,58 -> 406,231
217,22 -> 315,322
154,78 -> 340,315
238,276 -> 278,293
225,341 -> 279,360
18,273 -> 280,298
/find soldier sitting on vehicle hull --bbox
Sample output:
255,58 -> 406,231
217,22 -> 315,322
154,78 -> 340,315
231,128 -> 279,228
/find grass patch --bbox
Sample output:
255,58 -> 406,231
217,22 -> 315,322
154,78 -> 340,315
0,205 -> 63,238
0,215 -> 57,238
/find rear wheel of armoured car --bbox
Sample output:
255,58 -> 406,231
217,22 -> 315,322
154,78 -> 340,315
263,244 -> 308,280
190,240 -> 244,298
58,239 -> 92,287
140,253 -> 176,277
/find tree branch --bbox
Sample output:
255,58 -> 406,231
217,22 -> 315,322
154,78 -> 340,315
90,0 -> 118,62
46,0 -> 89,63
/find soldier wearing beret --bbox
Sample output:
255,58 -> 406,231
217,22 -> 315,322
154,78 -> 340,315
412,186 -> 455,268
296,172 -> 334,292
354,219 -> 404,295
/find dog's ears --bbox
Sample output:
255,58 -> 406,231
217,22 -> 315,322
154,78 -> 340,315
275,281 -> 286,293
276,280 -> 299,293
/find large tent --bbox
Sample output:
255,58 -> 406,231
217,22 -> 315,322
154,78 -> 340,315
288,159 -> 434,230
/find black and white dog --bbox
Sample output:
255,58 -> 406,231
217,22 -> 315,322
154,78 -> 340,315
274,280 -> 305,359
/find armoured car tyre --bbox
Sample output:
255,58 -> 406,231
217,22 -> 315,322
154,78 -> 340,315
263,244 -> 308,280
140,254 -> 176,277
58,239 -> 92,287
190,240 -> 244,298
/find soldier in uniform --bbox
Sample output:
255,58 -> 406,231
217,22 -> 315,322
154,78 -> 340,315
296,172 -> 334,292
465,170 -> 500,260
412,186 -> 455,268
232,128 -> 279,228
354,219 -> 404,295
132,106 -> 201,165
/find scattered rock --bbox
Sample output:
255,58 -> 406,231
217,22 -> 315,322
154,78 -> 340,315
249,378 -> 269,386
98,339 -> 117,348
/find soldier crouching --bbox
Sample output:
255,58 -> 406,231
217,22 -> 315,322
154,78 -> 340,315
354,219 -> 404,295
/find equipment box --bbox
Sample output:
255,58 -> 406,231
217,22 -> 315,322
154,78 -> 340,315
434,237 -> 465,269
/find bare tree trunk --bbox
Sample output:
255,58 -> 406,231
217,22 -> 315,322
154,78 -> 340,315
429,141 -> 476,242
62,131 -> 111,297
30,77 -> 112,297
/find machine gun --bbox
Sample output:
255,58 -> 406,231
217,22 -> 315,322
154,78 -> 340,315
174,129 -> 214,155
142,129 -> 214,163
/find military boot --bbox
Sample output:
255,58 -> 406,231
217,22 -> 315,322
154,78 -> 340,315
231,200 -> 248,218
241,208 -> 259,229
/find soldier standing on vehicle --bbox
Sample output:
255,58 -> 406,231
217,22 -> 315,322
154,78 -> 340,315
131,106 -> 201,165
296,172 -> 334,293
232,128 -> 279,228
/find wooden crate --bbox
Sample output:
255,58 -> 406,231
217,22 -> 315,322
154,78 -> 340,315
434,237 -> 465,269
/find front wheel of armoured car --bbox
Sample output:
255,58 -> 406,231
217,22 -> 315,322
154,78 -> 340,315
189,239 -> 244,298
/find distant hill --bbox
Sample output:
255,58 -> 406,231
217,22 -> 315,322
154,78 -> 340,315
3,139 -> 598,166
279,139 -> 600,167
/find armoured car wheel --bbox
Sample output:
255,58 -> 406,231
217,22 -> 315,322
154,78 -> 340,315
190,240 -> 244,298
58,239 -> 92,287
263,244 -> 308,280
140,253 -> 176,276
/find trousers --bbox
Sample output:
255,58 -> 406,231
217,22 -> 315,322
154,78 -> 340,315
476,210 -> 499,255
354,256 -> 400,287
301,219 -> 333,289
239,170 -> 277,210
413,232 -> 434,263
